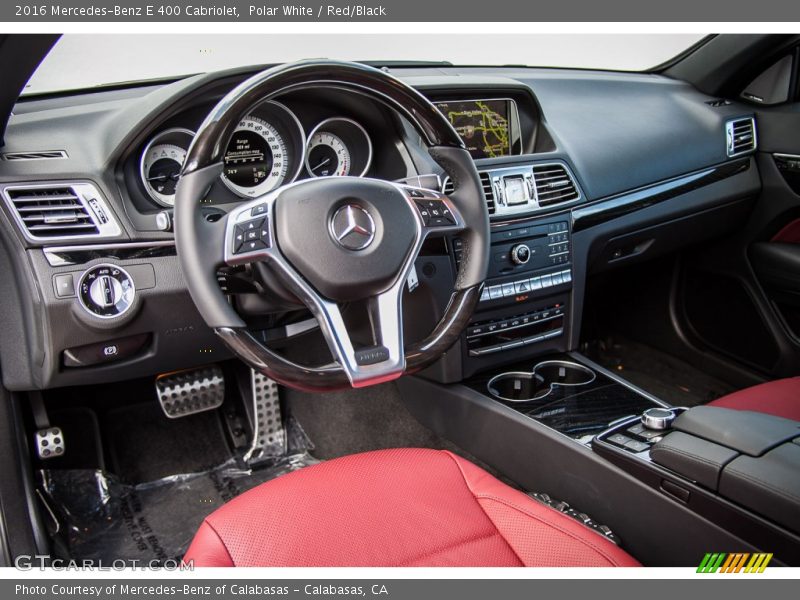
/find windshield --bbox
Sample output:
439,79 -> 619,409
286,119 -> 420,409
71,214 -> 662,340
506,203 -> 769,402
24,33 -> 706,96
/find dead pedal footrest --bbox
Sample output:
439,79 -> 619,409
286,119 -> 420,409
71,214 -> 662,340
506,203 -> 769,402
156,366 -> 225,419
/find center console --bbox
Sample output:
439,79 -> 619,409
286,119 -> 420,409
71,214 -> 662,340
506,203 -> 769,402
451,207 -> 574,377
398,352 -> 800,566
594,405 -> 800,560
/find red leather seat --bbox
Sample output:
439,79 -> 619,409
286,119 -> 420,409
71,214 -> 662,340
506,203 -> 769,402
707,377 -> 800,421
184,448 -> 639,567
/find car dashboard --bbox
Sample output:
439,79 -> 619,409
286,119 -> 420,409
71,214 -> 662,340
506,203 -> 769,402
0,64 -> 761,391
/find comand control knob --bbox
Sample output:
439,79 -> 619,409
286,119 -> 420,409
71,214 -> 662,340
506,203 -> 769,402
641,407 -> 676,431
78,264 -> 135,319
510,243 -> 531,265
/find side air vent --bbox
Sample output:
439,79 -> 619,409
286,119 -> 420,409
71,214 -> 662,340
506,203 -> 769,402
1,150 -> 68,161
2,182 -> 121,242
443,171 -> 496,214
532,163 -> 580,207
726,117 -> 757,157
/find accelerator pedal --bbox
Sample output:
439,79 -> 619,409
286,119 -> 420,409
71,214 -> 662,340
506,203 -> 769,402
156,366 -> 225,419
243,370 -> 286,464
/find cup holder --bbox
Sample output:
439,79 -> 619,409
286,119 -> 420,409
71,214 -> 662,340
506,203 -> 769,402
487,360 -> 596,403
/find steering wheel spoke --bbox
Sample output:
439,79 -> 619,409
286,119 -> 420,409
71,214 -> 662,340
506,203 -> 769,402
314,286 -> 407,387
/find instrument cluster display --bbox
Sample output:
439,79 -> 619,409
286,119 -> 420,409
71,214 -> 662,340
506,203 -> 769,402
139,103 -> 372,206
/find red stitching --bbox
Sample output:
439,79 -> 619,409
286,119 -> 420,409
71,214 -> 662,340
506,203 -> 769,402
476,494 -> 623,566
441,451 -> 527,566
396,530 -> 521,567
441,450 -> 626,567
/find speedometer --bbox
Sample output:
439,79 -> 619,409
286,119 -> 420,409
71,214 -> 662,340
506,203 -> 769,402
222,116 -> 289,197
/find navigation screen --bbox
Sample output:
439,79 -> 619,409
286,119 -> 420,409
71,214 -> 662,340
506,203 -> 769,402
435,99 -> 512,159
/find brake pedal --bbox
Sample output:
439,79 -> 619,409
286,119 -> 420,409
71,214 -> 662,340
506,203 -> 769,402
243,370 -> 286,463
35,427 -> 65,459
156,366 -> 225,419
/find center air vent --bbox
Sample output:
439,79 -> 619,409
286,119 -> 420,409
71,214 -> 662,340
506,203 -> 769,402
442,172 -> 496,214
726,117 -> 757,157
2,182 -> 121,242
532,164 -> 579,207
443,161 -> 580,218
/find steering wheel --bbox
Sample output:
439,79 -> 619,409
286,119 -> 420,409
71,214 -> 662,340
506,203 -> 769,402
175,60 -> 490,391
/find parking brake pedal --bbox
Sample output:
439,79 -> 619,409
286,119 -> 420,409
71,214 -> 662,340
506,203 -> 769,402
29,391 -> 65,460
244,370 -> 286,464
35,427 -> 65,460
156,366 -> 225,418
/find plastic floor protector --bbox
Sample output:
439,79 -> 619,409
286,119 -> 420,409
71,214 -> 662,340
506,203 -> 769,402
39,418 -> 317,565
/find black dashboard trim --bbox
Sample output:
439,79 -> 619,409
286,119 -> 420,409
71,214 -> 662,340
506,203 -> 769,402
42,240 -> 176,267
571,158 -> 752,233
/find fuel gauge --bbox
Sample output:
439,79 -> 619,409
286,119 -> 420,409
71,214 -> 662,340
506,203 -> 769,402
140,128 -> 194,207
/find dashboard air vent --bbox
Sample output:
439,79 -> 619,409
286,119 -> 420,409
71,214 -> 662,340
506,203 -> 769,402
532,164 -> 579,207
705,99 -> 731,107
6,187 -> 99,238
726,117 -> 757,157
1,150 -> 68,161
2,182 -> 122,241
443,172 -> 496,214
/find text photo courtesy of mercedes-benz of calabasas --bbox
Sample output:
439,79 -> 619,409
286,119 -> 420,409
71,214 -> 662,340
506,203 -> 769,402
0,33 -> 798,568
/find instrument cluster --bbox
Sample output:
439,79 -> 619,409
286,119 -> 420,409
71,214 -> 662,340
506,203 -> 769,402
138,101 -> 373,207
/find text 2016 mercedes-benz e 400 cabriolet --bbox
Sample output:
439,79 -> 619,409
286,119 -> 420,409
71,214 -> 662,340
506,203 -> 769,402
0,33 -> 798,567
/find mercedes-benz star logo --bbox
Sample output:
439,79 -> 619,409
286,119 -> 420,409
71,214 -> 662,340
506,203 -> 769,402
330,204 -> 376,251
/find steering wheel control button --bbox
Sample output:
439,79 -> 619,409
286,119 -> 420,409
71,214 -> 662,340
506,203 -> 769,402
510,243 -> 531,265
53,273 -> 76,298
330,204 -> 376,251
354,346 -> 390,366
234,217 -> 270,254
251,203 -> 268,217
63,333 -> 150,368
641,407 -> 676,430
414,198 -> 457,227
78,264 -> 135,318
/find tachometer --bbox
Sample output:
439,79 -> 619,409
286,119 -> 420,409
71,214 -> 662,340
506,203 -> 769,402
305,118 -> 372,178
306,132 -> 351,177
140,128 -> 194,207
222,115 -> 288,197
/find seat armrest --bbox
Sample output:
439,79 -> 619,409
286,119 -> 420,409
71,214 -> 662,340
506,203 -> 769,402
650,431 -> 739,490
719,442 -> 800,534
672,406 -> 800,456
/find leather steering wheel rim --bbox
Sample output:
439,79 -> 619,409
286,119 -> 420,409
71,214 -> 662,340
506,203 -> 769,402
175,60 -> 490,391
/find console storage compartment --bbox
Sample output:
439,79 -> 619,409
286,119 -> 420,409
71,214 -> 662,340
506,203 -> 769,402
649,406 -> 800,534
